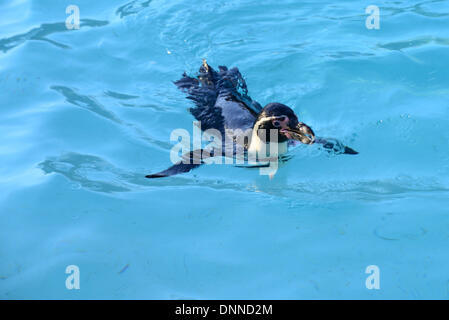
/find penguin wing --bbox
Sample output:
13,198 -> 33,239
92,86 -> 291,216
315,137 -> 359,155
174,61 -> 262,133
145,149 -> 210,178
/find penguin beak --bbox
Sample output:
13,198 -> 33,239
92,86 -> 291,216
281,122 -> 315,144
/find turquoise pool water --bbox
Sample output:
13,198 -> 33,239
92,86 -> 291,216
1,0 -> 449,299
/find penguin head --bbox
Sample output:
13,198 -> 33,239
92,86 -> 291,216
253,103 -> 315,144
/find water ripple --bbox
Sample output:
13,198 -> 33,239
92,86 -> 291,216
104,90 -> 139,100
384,0 -> 449,18
50,85 -> 173,150
38,152 -> 449,202
116,0 -> 153,18
0,19 -> 109,53
39,153 -> 137,193
378,37 -> 449,51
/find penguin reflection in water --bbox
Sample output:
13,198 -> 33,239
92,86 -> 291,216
146,60 -> 358,179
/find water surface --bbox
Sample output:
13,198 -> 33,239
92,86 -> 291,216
1,0 -> 449,299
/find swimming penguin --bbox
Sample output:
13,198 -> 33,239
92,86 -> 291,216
145,60 -> 357,178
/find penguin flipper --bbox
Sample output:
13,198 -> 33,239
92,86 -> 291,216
315,137 -> 358,155
342,146 -> 358,155
145,162 -> 202,178
235,163 -> 271,169
145,149 -> 209,178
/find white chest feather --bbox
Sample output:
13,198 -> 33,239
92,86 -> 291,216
248,133 -> 288,156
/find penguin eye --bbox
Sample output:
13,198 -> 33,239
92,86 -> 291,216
272,116 -> 286,128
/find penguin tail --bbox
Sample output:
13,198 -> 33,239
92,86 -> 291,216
174,59 -> 216,91
173,72 -> 199,91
